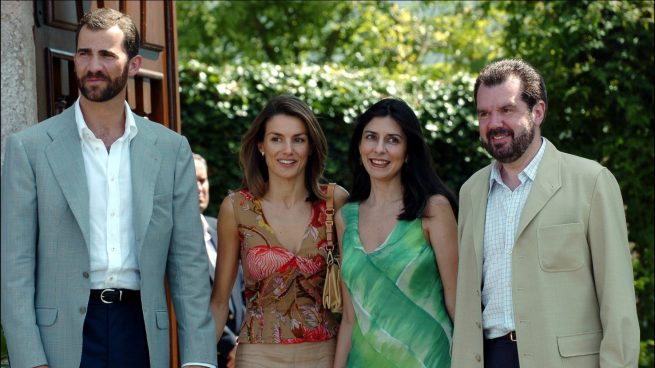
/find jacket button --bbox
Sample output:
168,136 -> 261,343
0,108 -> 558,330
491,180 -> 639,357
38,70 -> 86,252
475,354 -> 481,362
80,307 -> 86,314
82,272 -> 89,278
475,321 -> 481,328
229,313 -> 234,320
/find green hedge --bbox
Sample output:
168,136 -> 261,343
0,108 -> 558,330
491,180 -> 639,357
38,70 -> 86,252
180,60 -> 487,210
180,59 -> 653,366
493,1 -> 654,364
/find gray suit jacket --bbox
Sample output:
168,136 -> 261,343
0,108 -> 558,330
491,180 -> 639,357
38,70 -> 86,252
1,106 -> 218,368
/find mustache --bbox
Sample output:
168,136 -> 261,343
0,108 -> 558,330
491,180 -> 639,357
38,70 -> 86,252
82,71 -> 109,80
486,127 -> 514,139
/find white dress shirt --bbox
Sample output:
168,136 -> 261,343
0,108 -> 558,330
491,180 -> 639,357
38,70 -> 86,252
75,98 -> 139,290
482,138 -> 546,339
76,99 -> 215,368
202,215 -> 217,281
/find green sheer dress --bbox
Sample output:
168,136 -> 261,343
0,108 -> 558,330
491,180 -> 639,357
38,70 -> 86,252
340,202 -> 452,367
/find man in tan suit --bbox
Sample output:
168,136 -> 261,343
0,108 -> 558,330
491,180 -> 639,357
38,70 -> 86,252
452,59 -> 639,367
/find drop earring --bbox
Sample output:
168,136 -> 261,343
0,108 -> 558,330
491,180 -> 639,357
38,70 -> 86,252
261,151 -> 265,156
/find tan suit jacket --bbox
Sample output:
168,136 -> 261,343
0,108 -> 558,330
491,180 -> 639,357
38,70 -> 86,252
452,141 -> 639,368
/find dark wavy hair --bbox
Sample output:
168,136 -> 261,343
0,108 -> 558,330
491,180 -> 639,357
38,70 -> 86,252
348,98 -> 457,220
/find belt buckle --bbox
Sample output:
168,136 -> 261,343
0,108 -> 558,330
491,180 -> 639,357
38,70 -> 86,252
100,288 -> 121,304
509,331 -> 517,342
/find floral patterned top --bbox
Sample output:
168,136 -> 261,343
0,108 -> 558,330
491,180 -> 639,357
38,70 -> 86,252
230,188 -> 338,344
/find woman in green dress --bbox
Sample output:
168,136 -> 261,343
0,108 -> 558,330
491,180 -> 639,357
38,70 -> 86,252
334,98 -> 458,368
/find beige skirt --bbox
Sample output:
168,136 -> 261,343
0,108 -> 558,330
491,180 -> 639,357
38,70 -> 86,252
235,339 -> 336,368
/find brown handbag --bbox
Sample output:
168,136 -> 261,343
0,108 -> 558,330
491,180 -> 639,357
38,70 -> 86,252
323,183 -> 343,313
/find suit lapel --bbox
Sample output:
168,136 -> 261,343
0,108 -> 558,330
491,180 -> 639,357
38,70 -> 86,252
471,166 -> 491,274
45,109 -> 91,249
130,118 -> 161,253
516,142 -> 562,240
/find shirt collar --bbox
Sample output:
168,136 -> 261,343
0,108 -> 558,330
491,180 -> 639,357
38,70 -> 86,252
74,97 -> 138,142
489,137 -> 547,190
200,214 -> 209,232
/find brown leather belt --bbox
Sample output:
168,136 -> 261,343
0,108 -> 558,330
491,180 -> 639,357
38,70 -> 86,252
486,331 -> 517,342
493,331 -> 517,342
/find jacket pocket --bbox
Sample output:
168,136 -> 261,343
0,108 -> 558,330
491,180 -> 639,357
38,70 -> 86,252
557,330 -> 602,357
35,307 -> 58,326
538,222 -> 587,272
155,310 -> 169,330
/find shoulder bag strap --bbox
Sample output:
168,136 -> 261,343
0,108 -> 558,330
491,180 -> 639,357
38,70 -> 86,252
325,183 -> 336,252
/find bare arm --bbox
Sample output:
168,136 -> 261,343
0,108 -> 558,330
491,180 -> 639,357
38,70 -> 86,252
333,208 -> 355,368
209,196 -> 241,341
423,195 -> 458,320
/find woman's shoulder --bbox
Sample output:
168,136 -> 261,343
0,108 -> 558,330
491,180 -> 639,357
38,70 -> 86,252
333,185 -> 349,210
228,187 -> 256,201
334,184 -> 349,199
319,183 -> 349,206
427,194 -> 451,207
319,182 -> 348,193
422,194 -> 455,218
222,188 -> 258,213
421,194 -> 456,227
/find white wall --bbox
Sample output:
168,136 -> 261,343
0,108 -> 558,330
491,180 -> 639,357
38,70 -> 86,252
1,0 -> 37,168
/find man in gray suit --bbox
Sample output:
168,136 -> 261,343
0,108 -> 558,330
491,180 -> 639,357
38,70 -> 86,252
1,8 -> 217,368
193,153 -> 244,368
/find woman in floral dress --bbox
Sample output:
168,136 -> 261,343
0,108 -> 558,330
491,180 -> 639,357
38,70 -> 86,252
210,95 -> 348,367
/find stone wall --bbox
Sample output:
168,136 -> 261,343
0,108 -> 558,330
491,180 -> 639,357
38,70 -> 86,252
1,0 -> 37,168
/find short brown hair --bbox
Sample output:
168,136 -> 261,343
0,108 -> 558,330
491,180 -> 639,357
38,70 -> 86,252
240,95 -> 327,201
76,8 -> 140,60
474,59 -> 548,119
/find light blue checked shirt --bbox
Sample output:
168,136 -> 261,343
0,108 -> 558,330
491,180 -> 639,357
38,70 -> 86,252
482,138 -> 546,339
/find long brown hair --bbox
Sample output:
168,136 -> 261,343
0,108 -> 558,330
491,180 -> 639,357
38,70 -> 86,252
239,95 -> 327,201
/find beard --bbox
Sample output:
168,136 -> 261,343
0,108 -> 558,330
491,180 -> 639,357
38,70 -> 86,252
78,65 -> 129,102
481,116 -> 535,163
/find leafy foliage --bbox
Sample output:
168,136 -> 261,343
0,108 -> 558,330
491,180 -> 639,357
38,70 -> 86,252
179,61 -> 484,215
176,1 -> 501,75
485,1 -> 654,364
178,1 -> 654,365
